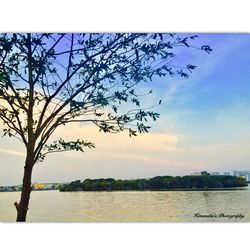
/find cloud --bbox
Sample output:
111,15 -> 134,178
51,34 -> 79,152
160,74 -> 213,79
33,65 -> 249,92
53,123 -> 180,158
0,148 -> 25,157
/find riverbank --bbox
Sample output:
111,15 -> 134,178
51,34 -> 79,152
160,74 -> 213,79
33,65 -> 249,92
60,187 -> 249,192
60,175 -> 248,192
1,186 -> 249,193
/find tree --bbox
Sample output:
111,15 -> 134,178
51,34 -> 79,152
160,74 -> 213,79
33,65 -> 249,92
201,171 -> 210,176
0,33 -> 211,221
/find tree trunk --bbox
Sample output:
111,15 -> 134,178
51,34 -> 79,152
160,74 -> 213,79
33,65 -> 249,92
15,153 -> 34,222
15,33 -> 35,222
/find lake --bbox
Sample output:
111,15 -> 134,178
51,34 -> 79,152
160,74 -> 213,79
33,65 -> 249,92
0,187 -> 250,222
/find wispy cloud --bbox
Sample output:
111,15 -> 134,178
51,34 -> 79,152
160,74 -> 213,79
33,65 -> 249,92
156,34 -> 250,108
53,124 -> 180,156
0,148 -> 25,157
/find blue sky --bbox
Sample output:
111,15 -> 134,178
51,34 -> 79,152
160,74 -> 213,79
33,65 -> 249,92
154,34 -> 250,134
1,33 -> 250,185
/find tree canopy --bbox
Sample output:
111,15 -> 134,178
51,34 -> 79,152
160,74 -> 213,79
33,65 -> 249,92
0,33 -> 211,163
60,175 -> 248,191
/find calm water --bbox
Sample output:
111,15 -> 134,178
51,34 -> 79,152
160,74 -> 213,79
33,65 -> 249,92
0,188 -> 250,222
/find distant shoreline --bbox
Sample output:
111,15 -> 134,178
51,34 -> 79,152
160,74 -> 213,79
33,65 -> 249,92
0,187 -> 249,193
59,187 -> 249,192
1,175 -> 248,193
60,175 -> 248,192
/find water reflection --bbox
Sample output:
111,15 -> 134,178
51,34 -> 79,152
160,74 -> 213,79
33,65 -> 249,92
0,188 -> 249,222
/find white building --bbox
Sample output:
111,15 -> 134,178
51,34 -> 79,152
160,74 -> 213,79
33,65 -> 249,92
233,170 -> 250,182
190,172 -> 201,176
210,172 -> 220,176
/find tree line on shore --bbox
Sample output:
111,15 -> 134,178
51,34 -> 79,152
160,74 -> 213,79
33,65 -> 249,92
60,174 -> 248,192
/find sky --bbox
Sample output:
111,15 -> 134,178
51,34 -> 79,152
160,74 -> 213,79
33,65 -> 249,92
1,33 -> 250,185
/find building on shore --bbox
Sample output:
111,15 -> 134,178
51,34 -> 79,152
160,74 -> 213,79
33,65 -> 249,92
210,172 -> 220,176
233,171 -> 250,182
32,183 -> 45,190
190,172 -> 201,176
0,183 -> 63,192
190,171 -> 232,176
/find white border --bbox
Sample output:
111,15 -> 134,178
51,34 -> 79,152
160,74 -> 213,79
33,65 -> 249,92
0,0 -> 249,32
1,0 -> 250,250
0,223 -> 249,250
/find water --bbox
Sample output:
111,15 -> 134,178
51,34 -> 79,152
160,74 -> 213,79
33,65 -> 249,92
0,188 -> 250,222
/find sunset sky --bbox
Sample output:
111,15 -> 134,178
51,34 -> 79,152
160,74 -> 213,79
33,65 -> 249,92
1,33 -> 250,186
